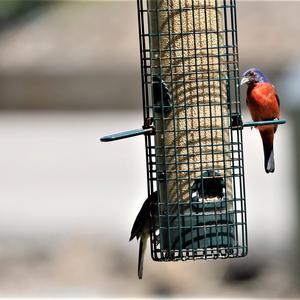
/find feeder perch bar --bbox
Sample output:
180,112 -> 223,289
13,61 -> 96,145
101,0 -> 286,262
100,118 -> 286,142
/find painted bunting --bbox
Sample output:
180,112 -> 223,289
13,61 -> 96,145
129,191 -> 158,279
241,67 -> 280,173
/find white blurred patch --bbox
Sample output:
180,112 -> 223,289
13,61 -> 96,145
242,111 -> 296,254
0,111 -> 147,239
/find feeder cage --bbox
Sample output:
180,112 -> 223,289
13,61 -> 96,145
137,0 -> 247,260
101,0 -> 288,264
102,0 -> 249,261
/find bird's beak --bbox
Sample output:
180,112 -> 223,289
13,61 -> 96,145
240,76 -> 249,86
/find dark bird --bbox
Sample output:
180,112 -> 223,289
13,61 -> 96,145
152,76 -> 172,116
129,191 -> 158,279
241,67 -> 280,173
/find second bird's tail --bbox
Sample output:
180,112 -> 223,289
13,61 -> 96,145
138,233 -> 148,279
260,129 -> 275,173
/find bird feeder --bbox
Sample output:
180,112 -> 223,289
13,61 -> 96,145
101,0 -> 286,261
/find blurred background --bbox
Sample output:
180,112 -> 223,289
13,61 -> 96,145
0,0 -> 299,297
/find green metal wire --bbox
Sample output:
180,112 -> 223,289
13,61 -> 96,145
136,0 -> 247,261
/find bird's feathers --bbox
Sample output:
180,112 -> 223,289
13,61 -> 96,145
260,129 -> 275,173
242,67 -> 270,83
275,93 -> 280,107
138,233 -> 148,280
267,150 -> 275,173
129,191 -> 158,279
129,198 -> 150,241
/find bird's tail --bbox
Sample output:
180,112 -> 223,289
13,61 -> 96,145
260,129 -> 275,173
138,233 -> 148,280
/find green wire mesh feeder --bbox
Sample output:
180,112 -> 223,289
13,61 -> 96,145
101,0 -> 286,261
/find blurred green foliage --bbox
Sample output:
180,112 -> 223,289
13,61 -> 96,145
0,0 -> 49,24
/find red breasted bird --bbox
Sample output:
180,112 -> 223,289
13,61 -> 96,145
129,191 -> 158,279
241,68 -> 280,173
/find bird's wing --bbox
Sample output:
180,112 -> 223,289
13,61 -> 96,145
272,86 -> 280,133
271,84 -> 280,107
129,197 -> 151,241
129,191 -> 157,241
275,93 -> 280,107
